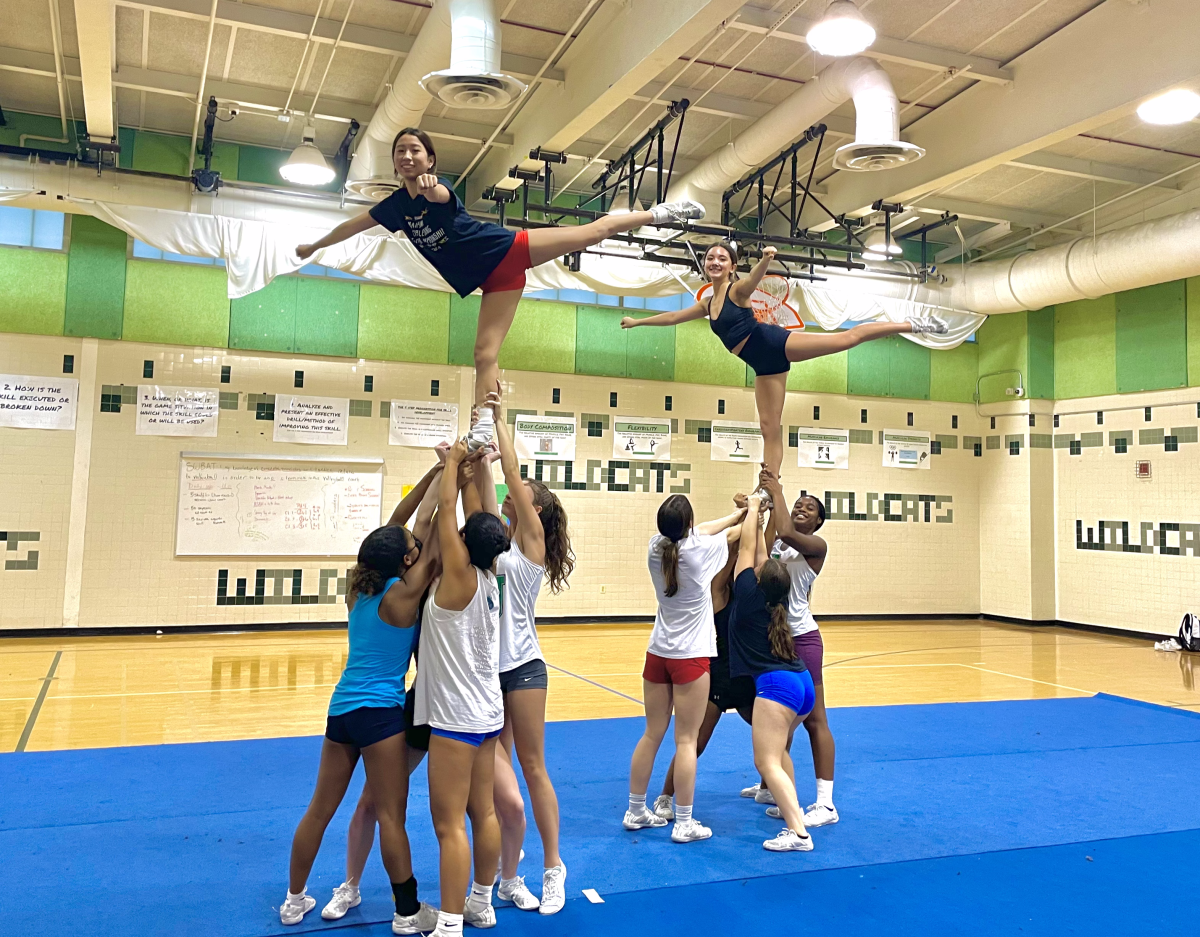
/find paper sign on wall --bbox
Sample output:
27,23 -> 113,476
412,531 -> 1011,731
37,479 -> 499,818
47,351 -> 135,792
514,414 -> 576,461
273,395 -> 349,446
711,420 -> 764,462
0,373 -> 78,430
796,427 -> 849,469
613,418 -> 671,460
882,429 -> 931,469
136,385 -> 219,437
389,400 -> 458,447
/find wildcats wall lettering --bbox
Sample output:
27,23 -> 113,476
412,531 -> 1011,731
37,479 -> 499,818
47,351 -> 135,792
819,491 -> 954,523
522,460 -> 692,494
216,568 -> 348,605
1076,519 -> 1200,555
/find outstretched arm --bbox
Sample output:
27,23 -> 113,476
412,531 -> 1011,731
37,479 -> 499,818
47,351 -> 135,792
487,385 -> 546,566
730,246 -> 777,305
696,507 -> 746,537
296,210 -> 379,260
620,302 -> 709,329
387,460 -> 443,528
411,467 -> 443,544
735,493 -> 763,576
435,440 -> 477,609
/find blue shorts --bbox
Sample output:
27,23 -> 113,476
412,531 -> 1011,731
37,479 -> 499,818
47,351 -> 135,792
325,705 -> 406,749
738,321 -> 791,376
755,669 -> 815,718
430,727 -> 502,747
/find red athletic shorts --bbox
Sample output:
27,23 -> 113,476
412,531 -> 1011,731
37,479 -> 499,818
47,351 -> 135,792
643,652 -> 710,685
480,229 -> 531,294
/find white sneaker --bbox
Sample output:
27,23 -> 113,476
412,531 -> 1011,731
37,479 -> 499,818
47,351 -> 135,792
803,803 -> 840,827
394,902 -> 440,935
322,882 -> 361,920
493,848 -> 525,885
280,892 -> 316,925
464,898 -> 496,929
648,199 -> 705,225
908,314 -> 948,334
765,805 -> 782,819
623,807 -> 667,830
754,787 -> 776,805
497,875 -> 540,911
764,828 -> 814,852
539,864 -> 566,916
467,411 -> 495,451
740,782 -> 763,798
670,818 -> 713,843
652,794 -> 675,820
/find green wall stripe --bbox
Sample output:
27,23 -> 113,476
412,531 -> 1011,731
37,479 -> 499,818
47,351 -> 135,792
929,340 -> 978,403
0,247 -> 68,337
1054,296 -> 1116,398
1188,277 -> 1200,387
575,306 -> 627,377
1116,281 -> 1187,393
229,276 -> 297,352
1026,307 -> 1055,398
64,216 -> 127,340
626,314 -> 675,382
499,300 -> 575,374
889,335 -> 931,400
296,278 -> 359,357
448,295 -> 480,366
977,312 -> 1028,403
358,284 -> 448,363
674,317 -> 744,386
846,337 -> 890,397
122,260 -> 230,347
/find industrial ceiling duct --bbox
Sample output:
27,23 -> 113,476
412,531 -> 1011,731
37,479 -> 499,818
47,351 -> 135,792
419,0 -> 526,109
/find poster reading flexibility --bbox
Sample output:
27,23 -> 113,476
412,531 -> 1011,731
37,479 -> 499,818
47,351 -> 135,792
795,427 -> 849,469
136,385 -> 219,437
273,395 -> 349,446
0,373 -> 78,430
513,414 -> 576,461
389,400 -> 458,447
711,420 -> 764,462
882,428 -> 932,469
613,417 -> 671,460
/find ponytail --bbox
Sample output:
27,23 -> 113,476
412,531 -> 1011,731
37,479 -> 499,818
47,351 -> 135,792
656,494 -> 694,599
662,540 -> 681,598
758,558 -> 795,661
767,602 -> 796,661
528,480 -> 575,594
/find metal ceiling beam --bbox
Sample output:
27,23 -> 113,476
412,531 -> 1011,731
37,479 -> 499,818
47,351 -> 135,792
730,4 -> 1013,85
1008,151 -> 1183,189
112,0 -> 564,84
805,0 -> 1200,230
631,81 -> 856,137
73,0 -> 117,139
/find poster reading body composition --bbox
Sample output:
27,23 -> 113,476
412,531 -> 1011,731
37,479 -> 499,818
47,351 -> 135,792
514,414 -> 576,461
711,420 -> 764,462
136,385 -> 219,437
882,429 -> 932,469
389,400 -> 458,447
0,373 -> 78,430
795,427 -> 849,469
613,418 -> 671,460
273,396 -> 349,446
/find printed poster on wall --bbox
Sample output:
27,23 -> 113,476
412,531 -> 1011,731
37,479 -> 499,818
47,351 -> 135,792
136,385 -> 219,437
613,417 -> 671,460
514,414 -> 576,461
389,399 -> 458,447
795,427 -> 849,469
0,373 -> 78,430
273,395 -> 349,446
711,420 -> 764,462
882,428 -> 932,469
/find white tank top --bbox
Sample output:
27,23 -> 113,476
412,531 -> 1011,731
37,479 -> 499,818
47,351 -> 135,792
773,539 -> 820,636
414,567 -> 504,733
497,538 -> 545,672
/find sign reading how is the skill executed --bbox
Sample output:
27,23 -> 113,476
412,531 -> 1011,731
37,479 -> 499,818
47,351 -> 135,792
0,373 -> 78,430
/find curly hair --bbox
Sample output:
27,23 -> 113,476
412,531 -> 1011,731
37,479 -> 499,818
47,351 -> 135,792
347,525 -> 415,599
526,479 -> 575,593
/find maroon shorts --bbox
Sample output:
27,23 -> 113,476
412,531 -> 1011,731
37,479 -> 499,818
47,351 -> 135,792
480,229 -> 531,294
643,652 -> 710,686
793,631 -> 824,686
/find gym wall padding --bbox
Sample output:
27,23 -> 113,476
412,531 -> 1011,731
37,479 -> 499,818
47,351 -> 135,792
448,295 -> 481,367
977,311 -> 1028,403
1188,276 -> 1200,386
0,247 -> 68,336
1054,296 -> 1117,399
130,132 -> 194,177
228,277 -> 299,354
1026,307 -> 1055,399
357,284 -> 449,364
1115,280 -> 1187,394
846,337 -> 891,397
888,334 -> 932,400
64,216 -> 127,340
122,260 -> 230,348
787,344 -> 848,395
929,340 -> 978,403
575,306 -> 628,378
498,300 -> 576,375
294,278 -> 359,358
626,315 -> 675,382
674,316 -> 746,386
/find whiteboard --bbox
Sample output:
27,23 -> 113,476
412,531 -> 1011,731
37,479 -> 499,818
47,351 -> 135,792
176,458 -> 384,556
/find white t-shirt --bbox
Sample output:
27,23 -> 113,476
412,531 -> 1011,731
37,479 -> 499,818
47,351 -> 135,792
773,539 -> 820,636
646,531 -> 729,659
497,538 -> 544,672
415,567 -> 504,733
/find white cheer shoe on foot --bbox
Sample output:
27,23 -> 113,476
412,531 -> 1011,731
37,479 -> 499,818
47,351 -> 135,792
393,902 -> 440,935
464,899 -> 496,929
497,875 -> 540,911
754,786 -> 776,805
803,803 -> 839,827
652,794 -> 675,820
539,864 -> 567,915
321,882 -> 361,920
648,199 -> 704,225
279,892 -> 316,925
623,807 -> 668,830
907,315 -> 948,335
764,828 -> 814,852
670,818 -> 713,843
740,782 -> 763,798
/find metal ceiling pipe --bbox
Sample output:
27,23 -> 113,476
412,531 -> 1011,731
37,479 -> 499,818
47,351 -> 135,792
419,0 -> 525,110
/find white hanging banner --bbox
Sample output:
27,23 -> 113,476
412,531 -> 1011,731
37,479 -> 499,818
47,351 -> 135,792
613,417 -> 672,460
0,373 -> 78,430
882,428 -> 932,469
711,420 -> 764,463
273,395 -> 349,446
389,400 -> 458,447
514,414 -> 576,461
136,385 -> 219,437
796,427 -> 849,470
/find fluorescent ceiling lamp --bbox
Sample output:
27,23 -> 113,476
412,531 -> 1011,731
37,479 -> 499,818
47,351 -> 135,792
1136,88 -> 1200,125
280,125 -> 335,186
806,0 -> 876,57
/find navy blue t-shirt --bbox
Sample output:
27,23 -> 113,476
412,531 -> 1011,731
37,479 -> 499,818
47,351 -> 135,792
729,568 -> 809,680
369,180 -> 516,297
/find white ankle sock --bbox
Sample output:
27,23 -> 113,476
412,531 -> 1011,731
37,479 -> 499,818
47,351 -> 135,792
628,792 -> 647,812
674,804 -> 693,822
474,407 -> 494,428
437,910 -> 464,934
286,889 -> 307,904
468,881 -> 493,906
816,778 -> 834,807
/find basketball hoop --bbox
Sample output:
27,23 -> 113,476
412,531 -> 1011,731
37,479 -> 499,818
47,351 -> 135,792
696,275 -> 804,331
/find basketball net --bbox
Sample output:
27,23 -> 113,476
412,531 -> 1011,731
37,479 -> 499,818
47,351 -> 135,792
696,275 -> 804,330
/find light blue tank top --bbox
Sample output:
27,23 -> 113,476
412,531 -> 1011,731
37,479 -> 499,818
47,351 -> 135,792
328,577 -> 416,716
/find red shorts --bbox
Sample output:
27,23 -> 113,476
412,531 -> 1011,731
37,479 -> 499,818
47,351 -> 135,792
643,652 -> 710,686
480,229 -> 531,294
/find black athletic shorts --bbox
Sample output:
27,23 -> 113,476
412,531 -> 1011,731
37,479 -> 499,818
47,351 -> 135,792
500,657 -> 548,693
404,685 -> 430,753
325,705 -> 405,749
708,659 -> 756,712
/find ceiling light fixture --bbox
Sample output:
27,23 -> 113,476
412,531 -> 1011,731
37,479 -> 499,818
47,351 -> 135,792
280,125 -> 335,186
806,0 -> 876,58
863,227 -> 901,261
1136,88 -> 1200,125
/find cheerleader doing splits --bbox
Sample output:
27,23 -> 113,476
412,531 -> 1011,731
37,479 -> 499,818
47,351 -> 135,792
621,240 -> 947,479
297,128 -> 703,447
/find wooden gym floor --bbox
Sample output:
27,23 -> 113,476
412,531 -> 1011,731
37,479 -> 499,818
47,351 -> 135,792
2,620 -> 1197,752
